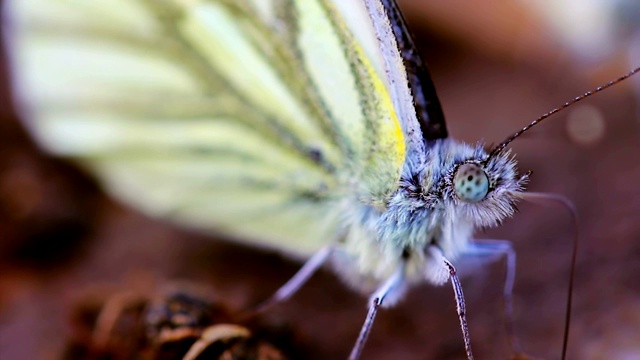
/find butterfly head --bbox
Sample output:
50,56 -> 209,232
433,143 -> 529,228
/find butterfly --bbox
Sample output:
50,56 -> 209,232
4,0 -> 638,359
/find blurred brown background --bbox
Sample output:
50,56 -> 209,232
1,1 -> 639,359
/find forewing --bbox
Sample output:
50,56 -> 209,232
377,0 -> 447,141
4,0 -> 407,257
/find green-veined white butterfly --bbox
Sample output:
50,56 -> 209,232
3,0 -> 639,359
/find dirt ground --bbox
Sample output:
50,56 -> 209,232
1,1 -> 639,359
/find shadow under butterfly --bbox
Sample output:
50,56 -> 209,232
3,0 -> 639,359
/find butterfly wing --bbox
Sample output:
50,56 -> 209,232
375,0 -> 447,140
4,0 -> 418,257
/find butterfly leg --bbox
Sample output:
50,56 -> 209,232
439,254 -> 475,360
252,246 -> 333,315
348,267 -> 405,360
467,240 -> 522,356
424,243 -> 476,359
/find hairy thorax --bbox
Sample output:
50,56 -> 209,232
330,139 -> 525,296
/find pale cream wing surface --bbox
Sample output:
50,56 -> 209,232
5,0 -> 406,257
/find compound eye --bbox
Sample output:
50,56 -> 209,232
453,163 -> 489,203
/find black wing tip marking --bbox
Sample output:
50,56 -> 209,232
381,0 -> 448,141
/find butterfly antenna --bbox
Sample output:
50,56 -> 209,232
490,66 -> 640,158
